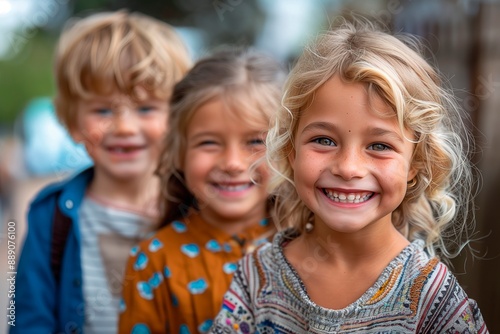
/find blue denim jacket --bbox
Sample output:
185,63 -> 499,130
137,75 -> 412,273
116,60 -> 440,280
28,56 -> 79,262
12,168 -> 93,334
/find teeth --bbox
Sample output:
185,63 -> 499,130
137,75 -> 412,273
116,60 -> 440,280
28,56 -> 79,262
323,189 -> 372,203
111,147 -> 138,152
217,184 -> 251,191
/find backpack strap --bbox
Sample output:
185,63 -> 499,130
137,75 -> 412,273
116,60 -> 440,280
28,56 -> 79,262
50,200 -> 72,284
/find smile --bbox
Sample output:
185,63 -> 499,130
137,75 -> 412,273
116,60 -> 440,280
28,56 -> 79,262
213,183 -> 253,192
107,145 -> 145,153
323,189 -> 373,203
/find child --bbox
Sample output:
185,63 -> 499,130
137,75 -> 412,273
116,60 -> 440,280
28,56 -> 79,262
12,11 -> 191,334
118,48 -> 285,334
209,20 -> 489,333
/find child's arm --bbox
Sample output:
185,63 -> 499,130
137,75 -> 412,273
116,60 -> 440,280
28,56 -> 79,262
209,257 -> 255,334
119,240 -> 171,334
10,199 -> 59,333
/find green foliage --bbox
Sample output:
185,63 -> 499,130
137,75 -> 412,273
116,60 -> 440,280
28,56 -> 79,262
0,33 -> 56,124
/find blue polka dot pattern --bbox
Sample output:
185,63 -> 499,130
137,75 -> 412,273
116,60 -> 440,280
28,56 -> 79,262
137,281 -> 153,300
134,252 -> 148,271
259,218 -> 269,226
148,238 -> 163,252
131,323 -> 151,334
149,272 -> 163,288
223,243 -> 232,253
181,243 -> 200,258
198,319 -> 213,333
171,293 -> 179,307
164,265 -> 171,278
255,238 -> 268,246
130,246 -> 139,256
222,262 -> 238,274
179,324 -> 191,334
172,221 -> 187,233
187,278 -> 208,294
205,239 -> 221,252
119,298 -> 126,313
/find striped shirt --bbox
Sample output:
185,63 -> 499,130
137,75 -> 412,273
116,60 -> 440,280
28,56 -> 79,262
210,230 -> 488,334
79,195 -> 157,333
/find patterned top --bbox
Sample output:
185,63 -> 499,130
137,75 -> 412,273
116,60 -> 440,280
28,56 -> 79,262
210,230 -> 489,334
119,212 -> 274,334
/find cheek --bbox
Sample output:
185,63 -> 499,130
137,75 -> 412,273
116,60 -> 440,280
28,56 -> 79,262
77,117 -> 113,145
148,122 -> 167,140
376,160 -> 411,190
254,163 -> 271,186
183,153 -> 207,190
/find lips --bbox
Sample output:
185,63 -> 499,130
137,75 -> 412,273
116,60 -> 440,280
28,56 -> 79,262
322,189 -> 374,203
212,182 -> 253,192
106,144 -> 146,153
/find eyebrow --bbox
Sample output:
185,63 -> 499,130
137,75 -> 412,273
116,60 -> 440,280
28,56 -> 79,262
301,122 -> 338,134
301,122 -> 405,143
187,132 -> 217,140
367,127 -> 405,143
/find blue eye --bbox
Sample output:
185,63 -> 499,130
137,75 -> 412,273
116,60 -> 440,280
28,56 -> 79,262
95,108 -> 112,116
369,143 -> 391,151
138,106 -> 154,114
249,138 -> 265,146
199,140 -> 217,146
313,137 -> 335,146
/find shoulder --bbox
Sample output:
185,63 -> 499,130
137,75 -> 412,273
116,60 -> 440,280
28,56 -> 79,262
30,167 -> 93,208
237,230 -> 290,278
404,242 -> 488,333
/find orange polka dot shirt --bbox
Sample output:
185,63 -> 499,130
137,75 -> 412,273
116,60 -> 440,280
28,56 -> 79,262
118,212 -> 274,334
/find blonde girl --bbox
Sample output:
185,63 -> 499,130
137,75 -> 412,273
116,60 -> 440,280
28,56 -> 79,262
210,19 -> 488,333
119,48 -> 285,334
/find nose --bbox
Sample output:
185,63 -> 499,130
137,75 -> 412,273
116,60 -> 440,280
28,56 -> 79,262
112,109 -> 138,136
221,144 -> 247,174
331,146 -> 367,180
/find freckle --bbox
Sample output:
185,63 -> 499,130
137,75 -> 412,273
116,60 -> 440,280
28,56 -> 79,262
348,130 -> 351,132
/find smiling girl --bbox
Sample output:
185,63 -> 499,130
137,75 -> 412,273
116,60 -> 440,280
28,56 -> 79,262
210,19 -> 488,333
119,48 -> 285,334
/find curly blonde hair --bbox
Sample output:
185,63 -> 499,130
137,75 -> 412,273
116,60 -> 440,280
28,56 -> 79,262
266,18 -> 477,259
54,10 -> 191,130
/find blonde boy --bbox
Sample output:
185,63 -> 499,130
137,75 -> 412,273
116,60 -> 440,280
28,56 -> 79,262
12,11 -> 190,333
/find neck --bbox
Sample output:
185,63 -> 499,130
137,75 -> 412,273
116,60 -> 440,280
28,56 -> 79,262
200,206 -> 268,236
301,221 -> 409,268
88,168 -> 160,217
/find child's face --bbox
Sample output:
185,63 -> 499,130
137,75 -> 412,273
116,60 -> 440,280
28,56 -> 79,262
289,75 -> 417,235
182,97 -> 270,226
71,93 -> 168,181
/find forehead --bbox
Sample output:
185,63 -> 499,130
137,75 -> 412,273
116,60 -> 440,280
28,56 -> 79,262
296,76 -> 417,145
188,96 -> 268,132
301,76 -> 396,120
79,90 -> 164,105
314,76 -> 391,112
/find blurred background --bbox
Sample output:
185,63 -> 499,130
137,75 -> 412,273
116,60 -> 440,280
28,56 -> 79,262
1,0 -> 499,332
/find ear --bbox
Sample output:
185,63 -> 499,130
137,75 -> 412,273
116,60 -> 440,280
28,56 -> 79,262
69,124 -> 84,144
407,165 -> 418,182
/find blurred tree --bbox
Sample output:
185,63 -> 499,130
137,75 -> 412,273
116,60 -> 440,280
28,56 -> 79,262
0,0 -> 268,125
0,32 -> 56,124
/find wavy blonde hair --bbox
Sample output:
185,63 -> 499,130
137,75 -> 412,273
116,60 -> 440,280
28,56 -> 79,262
266,19 -> 477,259
54,10 -> 191,130
157,47 -> 286,225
